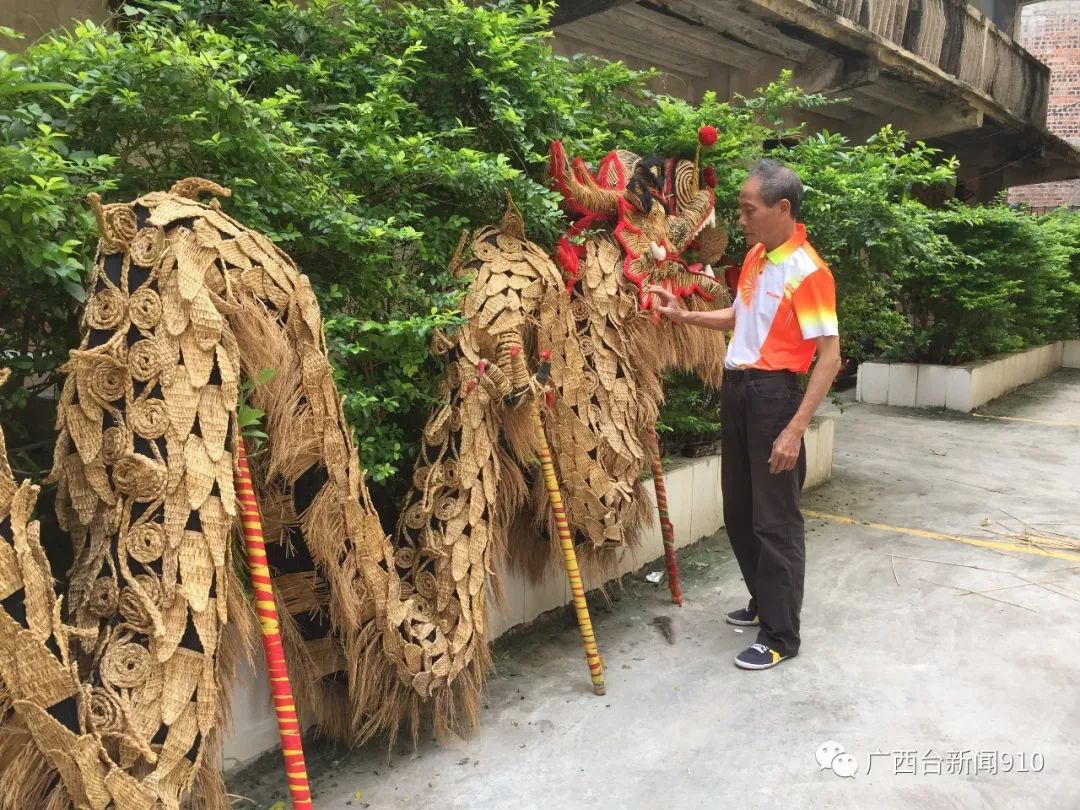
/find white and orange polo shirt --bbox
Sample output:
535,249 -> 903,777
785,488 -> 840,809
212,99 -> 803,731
724,224 -> 838,373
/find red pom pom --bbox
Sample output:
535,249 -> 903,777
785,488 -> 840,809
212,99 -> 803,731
703,166 -> 717,188
698,125 -> 718,147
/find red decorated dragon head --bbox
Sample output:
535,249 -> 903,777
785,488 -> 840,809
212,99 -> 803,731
549,139 -> 728,320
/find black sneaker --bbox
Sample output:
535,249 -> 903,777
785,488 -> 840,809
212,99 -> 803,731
734,642 -> 790,670
725,606 -> 759,626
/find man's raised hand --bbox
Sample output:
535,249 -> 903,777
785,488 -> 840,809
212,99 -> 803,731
647,285 -> 683,321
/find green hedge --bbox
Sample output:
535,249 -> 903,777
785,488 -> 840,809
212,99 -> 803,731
895,204 -> 1080,364
0,0 -> 818,492
2,0 -> 1078,496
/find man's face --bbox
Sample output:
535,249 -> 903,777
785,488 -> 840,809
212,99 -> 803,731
738,176 -> 789,247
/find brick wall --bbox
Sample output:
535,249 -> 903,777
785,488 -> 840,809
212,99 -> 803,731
1008,0 -> 1080,211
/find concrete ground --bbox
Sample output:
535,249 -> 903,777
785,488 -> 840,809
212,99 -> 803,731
228,370 -> 1080,810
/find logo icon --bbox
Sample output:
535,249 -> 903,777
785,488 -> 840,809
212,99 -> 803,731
816,741 -> 859,778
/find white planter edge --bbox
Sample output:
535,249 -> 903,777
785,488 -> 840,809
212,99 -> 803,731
857,340 -> 1076,412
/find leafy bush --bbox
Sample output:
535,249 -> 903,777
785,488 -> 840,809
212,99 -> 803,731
656,372 -> 723,456
888,203 -> 1078,364
3,0 -> 1077,503
0,46 -> 116,463
0,0 -> 828,488
1034,208 -> 1080,340
774,128 -> 1080,365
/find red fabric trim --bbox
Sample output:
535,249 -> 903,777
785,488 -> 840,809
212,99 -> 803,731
596,150 -> 628,190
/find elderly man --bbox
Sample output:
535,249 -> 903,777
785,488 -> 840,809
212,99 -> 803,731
650,158 -> 841,670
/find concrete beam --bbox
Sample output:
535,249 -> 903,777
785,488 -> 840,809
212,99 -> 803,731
801,105 -> 859,126
1004,161 -> 1080,188
550,0 -> 638,27
617,4 -> 766,67
645,0 -> 814,63
845,106 -> 984,142
832,89 -> 899,118
855,79 -> 938,115
935,131 -> 1041,170
557,28 -> 715,79
790,63 -> 985,143
746,0 -> 1023,128
794,51 -> 879,95
905,108 -> 985,141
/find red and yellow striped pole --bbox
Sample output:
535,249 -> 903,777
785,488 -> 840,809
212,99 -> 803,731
235,442 -> 314,810
532,355 -> 605,695
648,429 -> 683,606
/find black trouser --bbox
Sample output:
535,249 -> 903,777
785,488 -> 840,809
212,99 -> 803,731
721,369 -> 806,657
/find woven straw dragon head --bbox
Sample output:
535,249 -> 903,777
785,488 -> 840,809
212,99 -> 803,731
549,140 -> 728,318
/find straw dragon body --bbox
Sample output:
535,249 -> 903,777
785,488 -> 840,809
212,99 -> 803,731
0,141 -> 727,808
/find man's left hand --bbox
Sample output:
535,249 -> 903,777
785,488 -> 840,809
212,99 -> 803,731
769,423 -> 804,474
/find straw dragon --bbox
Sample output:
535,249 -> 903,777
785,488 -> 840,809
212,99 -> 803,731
0,140 -> 728,807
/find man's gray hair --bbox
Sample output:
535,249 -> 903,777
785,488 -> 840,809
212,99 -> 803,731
749,158 -> 804,219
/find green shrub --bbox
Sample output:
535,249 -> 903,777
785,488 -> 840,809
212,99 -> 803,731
5,0 -> 1075,497
656,372 -> 723,455
894,203 -> 1076,364
0,0 -> 829,487
1035,208 -> 1080,340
